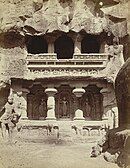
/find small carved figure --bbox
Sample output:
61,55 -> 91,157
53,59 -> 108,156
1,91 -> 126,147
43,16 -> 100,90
39,99 -> 46,118
62,97 -> 68,117
85,98 -> 91,119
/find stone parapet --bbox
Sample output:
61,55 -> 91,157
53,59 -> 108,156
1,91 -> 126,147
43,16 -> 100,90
26,53 -> 108,79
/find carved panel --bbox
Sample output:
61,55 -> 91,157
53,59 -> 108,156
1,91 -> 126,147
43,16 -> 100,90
81,86 -> 103,120
55,85 -> 75,120
27,84 -> 47,119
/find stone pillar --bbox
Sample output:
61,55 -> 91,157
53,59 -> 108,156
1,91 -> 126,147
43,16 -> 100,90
100,88 -> 109,127
100,88 -> 109,114
106,109 -> 114,129
20,89 -> 30,120
74,34 -> 82,53
46,36 -> 55,53
45,88 -> 57,120
72,88 -> 85,120
112,107 -> 119,128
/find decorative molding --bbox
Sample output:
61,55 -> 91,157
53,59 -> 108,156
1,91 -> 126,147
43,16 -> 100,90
73,53 -> 108,60
26,68 -> 100,79
27,53 -> 57,60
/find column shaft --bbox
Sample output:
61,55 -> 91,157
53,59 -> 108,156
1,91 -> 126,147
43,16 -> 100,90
20,92 -> 28,119
74,41 -> 81,53
72,88 -> 85,120
45,88 -> 57,120
48,42 -> 54,53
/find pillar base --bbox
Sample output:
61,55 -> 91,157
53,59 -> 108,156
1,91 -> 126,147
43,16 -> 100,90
74,109 -> 85,120
46,117 -> 56,120
74,117 -> 85,120
46,108 -> 56,120
21,116 -> 28,120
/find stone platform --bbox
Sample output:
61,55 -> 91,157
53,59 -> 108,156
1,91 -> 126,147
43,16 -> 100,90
15,120 -> 106,144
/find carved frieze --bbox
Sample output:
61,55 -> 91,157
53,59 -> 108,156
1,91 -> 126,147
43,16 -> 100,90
26,68 -> 100,79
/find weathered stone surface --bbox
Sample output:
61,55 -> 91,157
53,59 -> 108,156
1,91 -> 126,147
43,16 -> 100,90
104,151 -> 119,163
101,128 -> 130,167
0,0 -> 128,36
115,58 -> 130,128
101,57 -> 130,167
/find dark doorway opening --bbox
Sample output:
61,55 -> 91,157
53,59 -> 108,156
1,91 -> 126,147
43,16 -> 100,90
26,35 -> 48,54
54,35 -> 74,59
81,34 -> 100,53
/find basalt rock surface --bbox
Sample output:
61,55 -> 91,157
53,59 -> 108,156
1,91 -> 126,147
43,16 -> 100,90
0,0 -> 128,36
101,58 -> 130,167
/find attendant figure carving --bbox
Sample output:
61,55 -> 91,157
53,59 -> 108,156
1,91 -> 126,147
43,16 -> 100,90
39,99 -> 46,119
62,97 -> 68,117
85,98 -> 91,119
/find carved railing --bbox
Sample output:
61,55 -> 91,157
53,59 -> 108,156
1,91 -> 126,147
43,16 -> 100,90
26,53 -> 108,78
27,53 -> 57,60
73,53 -> 108,60
27,53 -> 108,66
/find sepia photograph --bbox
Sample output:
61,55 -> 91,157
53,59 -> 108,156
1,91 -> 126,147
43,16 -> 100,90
0,0 -> 129,168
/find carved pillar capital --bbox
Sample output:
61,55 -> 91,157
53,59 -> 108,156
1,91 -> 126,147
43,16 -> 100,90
100,88 -> 110,95
45,35 -> 56,43
72,88 -> 85,97
71,34 -> 83,42
45,88 -> 57,96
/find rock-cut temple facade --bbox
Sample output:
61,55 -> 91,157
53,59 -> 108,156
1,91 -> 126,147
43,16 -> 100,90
0,0 -> 128,130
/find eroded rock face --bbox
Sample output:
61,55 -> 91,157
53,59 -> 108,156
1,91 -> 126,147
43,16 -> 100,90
101,58 -> 130,167
0,0 -> 128,36
0,85 -> 10,117
101,128 -> 129,167
115,58 -> 130,128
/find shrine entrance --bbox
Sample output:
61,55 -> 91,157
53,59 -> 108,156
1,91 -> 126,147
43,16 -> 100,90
27,84 -> 47,120
55,85 -> 76,120
26,83 -> 103,121
81,85 -> 103,120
